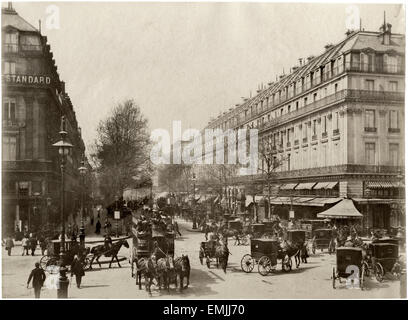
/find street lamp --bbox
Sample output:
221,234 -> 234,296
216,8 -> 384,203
192,173 -> 197,229
78,155 -> 87,246
52,115 -> 73,299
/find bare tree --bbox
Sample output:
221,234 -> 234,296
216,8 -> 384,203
258,136 -> 289,219
92,99 -> 151,203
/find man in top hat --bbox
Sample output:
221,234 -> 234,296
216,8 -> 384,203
27,262 -> 46,298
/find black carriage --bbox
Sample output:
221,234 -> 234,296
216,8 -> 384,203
228,220 -> 242,232
40,239 -> 90,272
366,242 -> 400,282
332,247 -> 366,290
199,240 -> 218,268
240,238 -> 292,276
312,228 -> 334,254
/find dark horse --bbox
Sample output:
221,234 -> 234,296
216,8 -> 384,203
173,255 -> 190,291
89,239 -> 129,269
215,239 -> 230,273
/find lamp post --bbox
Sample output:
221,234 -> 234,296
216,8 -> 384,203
192,173 -> 197,229
52,116 -> 73,299
78,156 -> 87,247
397,169 -> 404,229
46,197 -> 52,234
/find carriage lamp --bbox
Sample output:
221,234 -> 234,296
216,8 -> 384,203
78,156 -> 87,246
52,116 -> 73,299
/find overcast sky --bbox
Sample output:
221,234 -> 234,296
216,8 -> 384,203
10,2 -> 405,149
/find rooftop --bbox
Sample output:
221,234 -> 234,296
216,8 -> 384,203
1,5 -> 38,32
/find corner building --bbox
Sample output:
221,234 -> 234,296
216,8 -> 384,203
2,6 -> 86,235
202,22 -> 405,232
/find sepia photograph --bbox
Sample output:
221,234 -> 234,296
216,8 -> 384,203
0,1 -> 406,300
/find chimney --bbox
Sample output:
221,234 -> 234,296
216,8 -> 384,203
60,81 -> 65,94
345,29 -> 353,36
307,55 -> 315,63
292,66 -> 299,72
8,2 -> 12,10
324,44 -> 333,51
298,58 -> 303,66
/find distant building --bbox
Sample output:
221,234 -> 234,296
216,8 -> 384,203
199,20 -> 405,231
2,4 -> 89,234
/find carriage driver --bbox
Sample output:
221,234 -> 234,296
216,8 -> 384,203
152,241 -> 166,260
104,234 -> 113,250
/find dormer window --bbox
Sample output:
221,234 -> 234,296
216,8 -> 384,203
3,61 -> 16,74
20,35 -> 42,51
3,32 -> 18,52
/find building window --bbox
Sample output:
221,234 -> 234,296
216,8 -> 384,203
333,112 -> 339,130
288,105 -> 291,113
365,142 -> 376,165
365,80 -> 375,91
3,61 -> 16,74
364,109 -> 376,131
389,110 -> 399,129
3,98 -> 16,122
296,101 -> 299,110
3,32 -> 18,52
287,153 -> 291,171
304,97 -> 308,106
388,81 -> 398,92
334,83 -> 338,93
2,136 -> 17,161
312,119 -> 317,136
389,143 -> 399,166
20,35 -> 42,51
322,115 -> 327,134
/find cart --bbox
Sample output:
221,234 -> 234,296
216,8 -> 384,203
312,228 -> 334,254
240,238 -> 292,276
287,229 -> 306,245
332,247 -> 367,290
366,242 -> 400,282
40,239 -> 90,272
199,240 -> 218,268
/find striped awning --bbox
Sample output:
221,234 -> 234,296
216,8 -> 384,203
295,182 -> 316,190
280,183 -> 298,190
325,182 -> 339,189
313,182 -> 329,190
366,181 -> 396,189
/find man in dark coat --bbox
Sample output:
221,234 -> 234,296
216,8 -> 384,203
27,262 -> 46,298
95,220 -> 101,234
28,233 -> 37,256
71,255 -> 85,288
5,236 -> 14,256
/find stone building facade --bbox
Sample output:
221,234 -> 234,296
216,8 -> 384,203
2,5 -> 88,235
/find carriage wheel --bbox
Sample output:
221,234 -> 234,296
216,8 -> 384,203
40,255 -> 51,270
282,255 -> 292,272
240,254 -> 254,273
374,262 -> 384,282
206,256 -> 211,269
332,267 -> 336,289
362,261 -> 370,277
258,256 -> 272,276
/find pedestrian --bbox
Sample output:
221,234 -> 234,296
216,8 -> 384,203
22,235 -> 29,256
38,234 -> 47,256
29,233 -> 37,256
5,236 -> 14,256
95,220 -> 101,234
70,255 -> 85,288
27,262 -> 46,298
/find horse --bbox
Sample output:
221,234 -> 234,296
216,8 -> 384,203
173,255 -> 190,291
89,239 -> 129,269
135,256 -> 156,294
156,256 -> 175,293
278,240 -> 301,269
215,239 -> 230,273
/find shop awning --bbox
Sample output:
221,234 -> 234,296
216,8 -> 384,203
295,182 -> 316,190
325,182 -> 339,189
280,183 -> 298,190
366,181 -> 396,189
317,199 -> 363,219
313,182 -> 329,190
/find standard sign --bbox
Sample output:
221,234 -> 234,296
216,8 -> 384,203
114,211 -> 120,219
3,74 -> 52,85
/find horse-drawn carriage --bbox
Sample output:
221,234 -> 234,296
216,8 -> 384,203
364,241 -> 401,282
199,239 -> 218,268
332,247 -> 367,290
40,239 -> 90,272
240,238 -> 292,276
311,228 -> 335,254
